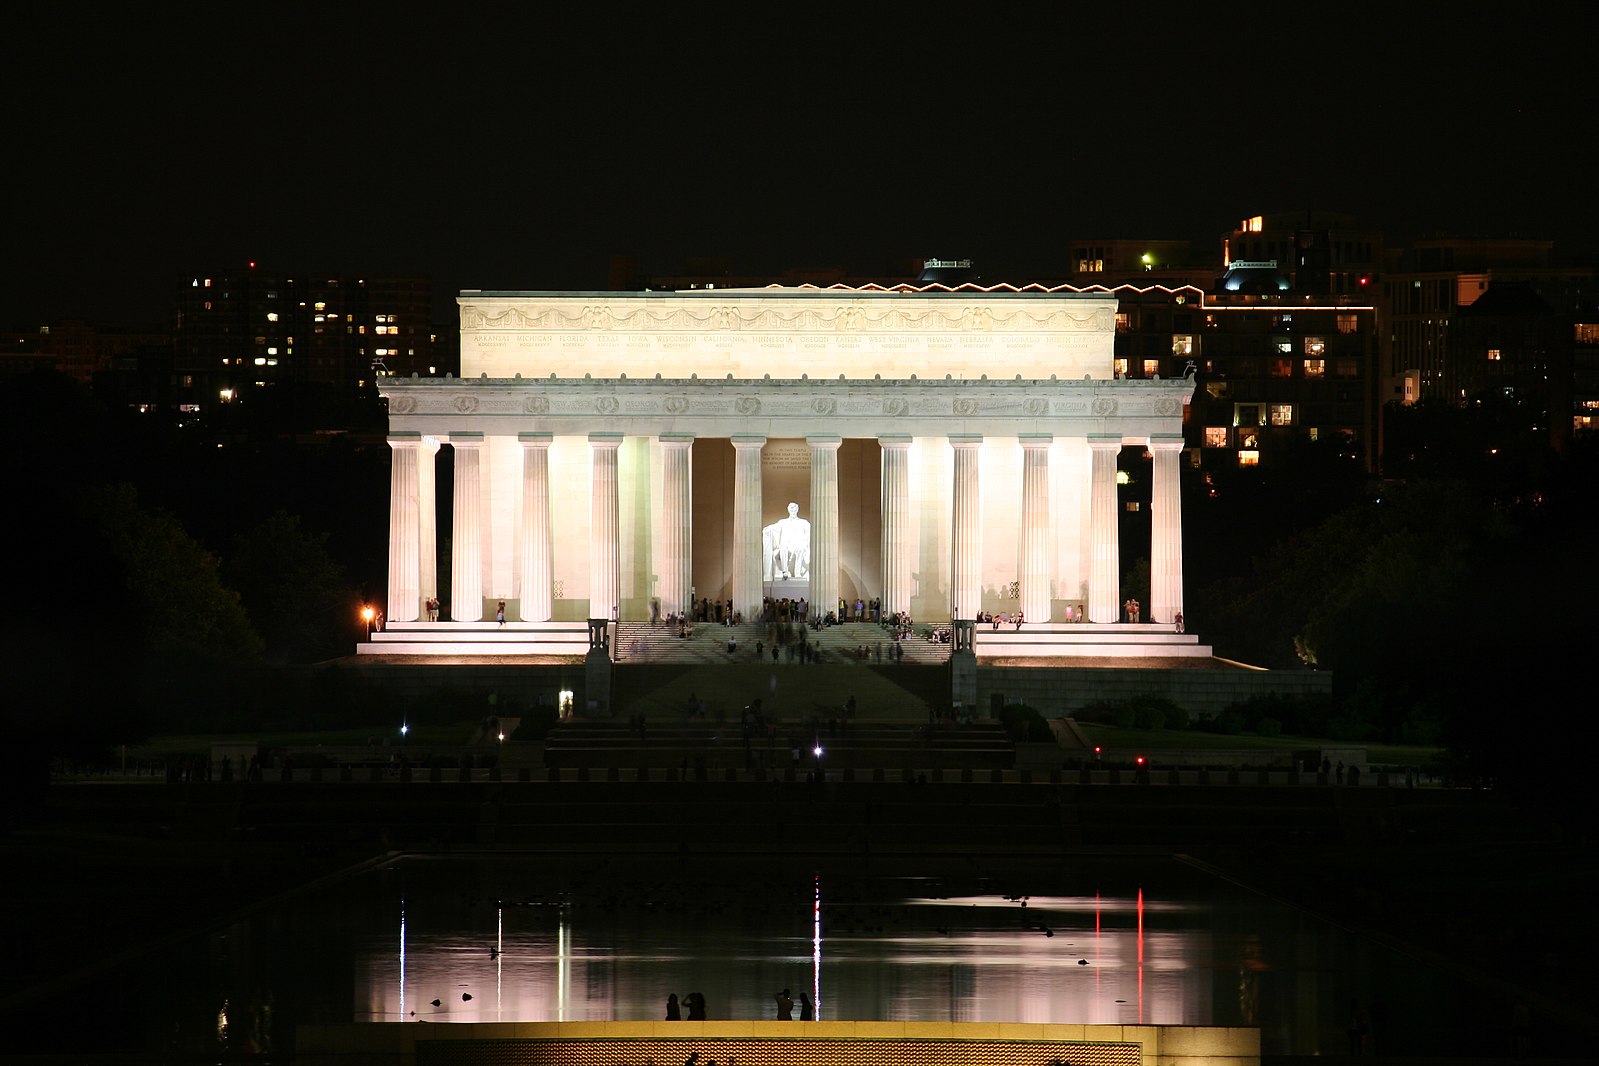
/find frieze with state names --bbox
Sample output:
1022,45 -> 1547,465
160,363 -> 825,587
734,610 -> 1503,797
460,299 -> 1116,337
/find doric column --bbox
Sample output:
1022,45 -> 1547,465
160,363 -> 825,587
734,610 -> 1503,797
879,434 -> 912,617
450,432 -> 485,622
660,434 -> 694,619
950,435 -> 983,620
1087,436 -> 1122,624
808,435 -> 842,618
732,435 -> 765,620
386,432 -> 422,622
1149,434 -> 1186,625
589,433 -> 622,621
1019,434 -> 1052,622
417,437 -> 440,614
517,432 -> 553,622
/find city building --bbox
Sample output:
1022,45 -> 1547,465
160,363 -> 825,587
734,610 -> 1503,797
174,264 -> 440,407
1379,237 -> 1595,419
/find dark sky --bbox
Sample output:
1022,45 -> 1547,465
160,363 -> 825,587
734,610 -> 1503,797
7,4 -> 1594,326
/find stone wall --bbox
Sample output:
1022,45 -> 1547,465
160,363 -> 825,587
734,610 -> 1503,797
979,664 -> 1331,719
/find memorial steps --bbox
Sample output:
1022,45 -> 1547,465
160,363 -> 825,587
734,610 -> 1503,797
353,618 -> 1216,662
355,619 -> 590,657
973,622 -> 1216,659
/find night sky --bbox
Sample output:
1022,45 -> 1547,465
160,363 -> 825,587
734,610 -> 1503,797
8,4 -> 1594,326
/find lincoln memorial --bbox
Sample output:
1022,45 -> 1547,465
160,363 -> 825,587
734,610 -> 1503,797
377,285 -> 1193,637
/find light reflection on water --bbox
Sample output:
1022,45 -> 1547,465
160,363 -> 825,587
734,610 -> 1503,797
18,854 -> 1515,1060
358,866 -> 1214,1028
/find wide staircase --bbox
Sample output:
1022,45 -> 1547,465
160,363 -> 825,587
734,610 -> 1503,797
613,620 -> 951,666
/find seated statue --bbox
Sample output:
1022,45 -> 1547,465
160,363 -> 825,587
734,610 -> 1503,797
762,501 -> 811,581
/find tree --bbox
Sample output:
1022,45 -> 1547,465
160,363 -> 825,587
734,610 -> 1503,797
226,511 -> 359,662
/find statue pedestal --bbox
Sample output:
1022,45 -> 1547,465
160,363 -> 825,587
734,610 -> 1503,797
766,580 -> 809,604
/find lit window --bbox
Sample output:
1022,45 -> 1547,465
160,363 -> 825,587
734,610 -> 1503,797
1114,357 -> 1129,375
1487,348 -> 1502,361
1304,359 -> 1326,378
1576,323 -> 1599,343
1270,404 -> 1294,426
1115,313 -> 1131,333
314,301 -> 326,311
1172,334 -> 1193,356
1337,313 -> 1358,334
1238,450 -> 1260,466
266,312 -> 279,322
1271,359 -> 1293,378
1308,427 -> 1320,441
254,357 -> 266,366
1304,337 -> 1326,356
1205,381 -> 1229,400
315,315 -> 326,323
1276,341 -> 1293,354
1142,359 -> 1160,377
1204,427 -> 1228,447
266,347 -> 278,355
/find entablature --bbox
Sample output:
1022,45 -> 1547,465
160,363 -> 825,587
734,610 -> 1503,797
380,375 -> 1194,441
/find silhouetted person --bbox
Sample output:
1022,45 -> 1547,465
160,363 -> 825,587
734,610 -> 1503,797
686,991 -> 706,1020
799,990 -> 813,1020
665,993 -> 681,1020
774,988 -> 793,1020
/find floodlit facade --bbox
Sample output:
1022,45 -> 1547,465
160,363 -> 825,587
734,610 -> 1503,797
378,286 -> 1195,629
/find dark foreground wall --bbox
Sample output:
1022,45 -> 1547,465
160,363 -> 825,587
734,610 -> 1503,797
978,663 -> 1332,718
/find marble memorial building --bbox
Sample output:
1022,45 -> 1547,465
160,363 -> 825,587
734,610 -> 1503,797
378,286 -> 1193,635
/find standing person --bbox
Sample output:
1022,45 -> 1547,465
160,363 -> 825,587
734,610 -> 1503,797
686,991 -> 706,1020
1174,611 -> 1185,633
799,990 -> 813,1020
773,988 -> 794,1020
497,601 -> 506,626
665,993 -> 681,1020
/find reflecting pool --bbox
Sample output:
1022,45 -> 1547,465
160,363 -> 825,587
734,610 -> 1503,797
15,854 -> 1522,1059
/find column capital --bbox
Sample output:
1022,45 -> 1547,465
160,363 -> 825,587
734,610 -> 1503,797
806,434 -> 843,450
949,434 -> 983,449
659,432 -> 695,446
1018,433 -> 1054,449
877,434 -> 913,448
588,432 -> 623,448
1087,434 -> 1123,452
387,431 -> 421,446
449,431 -> 485,448
1148,434 -> 1186,453
517,431 -> 553,447
731,434 -> 766,450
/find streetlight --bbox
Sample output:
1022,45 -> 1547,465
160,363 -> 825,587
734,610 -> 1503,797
361,605 -> 376,641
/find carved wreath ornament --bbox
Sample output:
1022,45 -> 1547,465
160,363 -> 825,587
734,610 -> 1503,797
734,396 -> 761,416
1155,397 -> 1179,416
452,395 -> 479,414
523,395 -> 549,414
664,396 -> 689,413
953,398 -> 980,416
595,397 -> 619,414
389,396 -> 417,414
812,397 -> 837,415
1024,398 -> 1049,416
1092,397 -> 1118,417
883,397 -> 908,416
